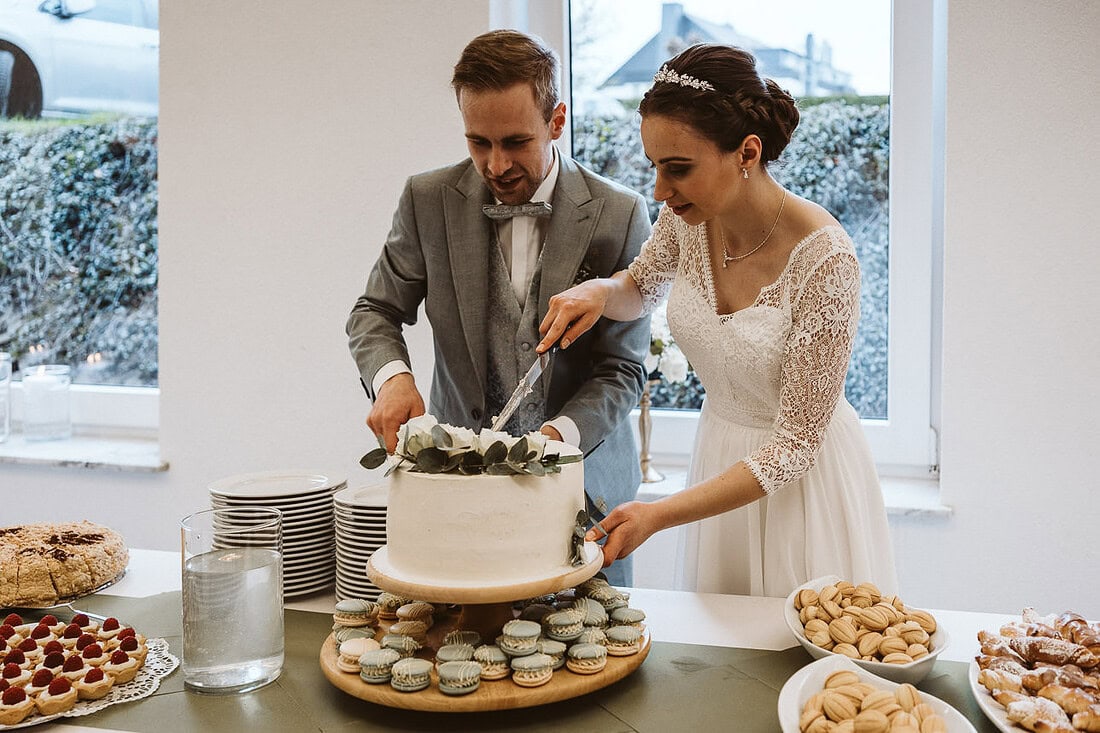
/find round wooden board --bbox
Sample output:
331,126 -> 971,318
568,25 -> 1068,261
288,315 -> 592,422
319,628 -> 650,712
367,542 -> 604,604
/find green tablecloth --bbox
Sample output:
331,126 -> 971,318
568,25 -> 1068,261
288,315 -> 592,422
58,592 -> 999,733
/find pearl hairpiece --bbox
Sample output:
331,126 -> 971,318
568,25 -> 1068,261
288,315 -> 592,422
652,64 -> 715,91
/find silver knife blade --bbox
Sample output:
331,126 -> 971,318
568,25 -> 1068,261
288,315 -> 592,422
490,348 -> 555,432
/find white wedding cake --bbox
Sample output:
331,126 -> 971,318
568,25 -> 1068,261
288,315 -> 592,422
379,417 -> 586,587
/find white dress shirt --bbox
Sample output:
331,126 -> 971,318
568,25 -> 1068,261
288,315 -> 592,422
373,148 -> 579,447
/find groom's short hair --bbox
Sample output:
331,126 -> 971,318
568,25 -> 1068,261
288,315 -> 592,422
451,29 -> 560,122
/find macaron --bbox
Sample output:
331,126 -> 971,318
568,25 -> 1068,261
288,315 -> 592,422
389,657 -> 433,692
574,576 -> 611,598
472,645 -> 510,680
543,609 -> 585,642
605,625 -> 642,656
509,652 -> 553,687
358,648 -> 401,684
610,606 -> 646,630
566,643 -> 608,674
535,639 -> 567,670
519,603 -> 556,623
437,660 -> 482,696
337,637 -> 380,673
376,593 -> 408,620
442,629 -> 481,648
590,585 -> 629,611
573,597 -> 609,628
575,627 -> 608,646
388,620 -> 429,642
380,633 -> 421,658
395,602 -> 435,628
332,599 -> 378,628
332,625 -> 374,650
434,643 -> 474,670
498,620 -> 541,657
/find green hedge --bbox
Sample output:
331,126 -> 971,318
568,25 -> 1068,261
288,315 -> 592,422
574,100 -> 889,418
0,117 -> 158,385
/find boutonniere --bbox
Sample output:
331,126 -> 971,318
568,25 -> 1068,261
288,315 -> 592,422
572,262 -> 598,286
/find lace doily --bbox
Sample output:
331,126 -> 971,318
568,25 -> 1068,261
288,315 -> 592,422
1,638 -> 179,730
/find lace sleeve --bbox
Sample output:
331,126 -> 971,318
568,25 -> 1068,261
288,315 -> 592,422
745,241 -> 861,494
627,205 -> 680,315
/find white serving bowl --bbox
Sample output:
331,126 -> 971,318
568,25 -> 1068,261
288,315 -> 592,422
777,655 -> 977,733
784,574 -> 949,685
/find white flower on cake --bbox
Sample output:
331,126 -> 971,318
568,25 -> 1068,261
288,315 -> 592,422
360,418 -> 576,477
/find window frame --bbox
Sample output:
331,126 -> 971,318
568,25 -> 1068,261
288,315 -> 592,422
515,0 -> 939,474
8,381 -> 158,438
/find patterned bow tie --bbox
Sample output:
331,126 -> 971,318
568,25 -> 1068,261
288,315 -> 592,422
482,202 -> 553,220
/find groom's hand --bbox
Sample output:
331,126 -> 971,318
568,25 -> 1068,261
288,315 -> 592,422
367,373 -> 425,453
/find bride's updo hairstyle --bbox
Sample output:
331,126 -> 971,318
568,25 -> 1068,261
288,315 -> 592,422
639,44 -> 799,167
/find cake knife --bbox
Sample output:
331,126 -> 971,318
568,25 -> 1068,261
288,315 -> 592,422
490,347 -> 557,432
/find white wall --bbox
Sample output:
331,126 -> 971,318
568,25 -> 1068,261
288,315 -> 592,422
889,0 -> 1100,615
4,0 -> 1100,616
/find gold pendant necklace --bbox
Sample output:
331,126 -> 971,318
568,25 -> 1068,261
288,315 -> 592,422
721,189 -> 787,268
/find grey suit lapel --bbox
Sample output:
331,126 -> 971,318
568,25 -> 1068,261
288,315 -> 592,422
444,164 -> 494,392
539,157 -> 602,319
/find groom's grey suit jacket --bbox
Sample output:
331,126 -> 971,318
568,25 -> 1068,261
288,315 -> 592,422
347,155 -> 651,514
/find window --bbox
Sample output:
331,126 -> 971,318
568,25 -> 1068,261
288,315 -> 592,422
522,0 -> 938,471
0,0 -> 159,435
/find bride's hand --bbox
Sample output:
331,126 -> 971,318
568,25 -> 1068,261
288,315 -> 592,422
585,501 -> 658,567
537,279 -> 611,352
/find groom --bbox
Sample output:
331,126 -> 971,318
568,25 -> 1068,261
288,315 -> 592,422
346,29 -> 651,586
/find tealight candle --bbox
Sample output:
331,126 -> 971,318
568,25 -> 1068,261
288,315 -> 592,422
22,365 -> 72,441
0,352 -> 11,443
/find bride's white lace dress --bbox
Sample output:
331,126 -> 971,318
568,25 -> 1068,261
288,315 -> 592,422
628,206 -> 897,598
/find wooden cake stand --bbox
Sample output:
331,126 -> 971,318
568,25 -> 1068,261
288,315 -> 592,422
318,541 -> 652,712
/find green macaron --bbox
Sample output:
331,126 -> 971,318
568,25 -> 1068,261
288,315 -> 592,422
436,660 -> 482,696
389,657 -> 433,692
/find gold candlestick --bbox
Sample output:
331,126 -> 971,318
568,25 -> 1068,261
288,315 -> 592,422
638,378 -> 664,483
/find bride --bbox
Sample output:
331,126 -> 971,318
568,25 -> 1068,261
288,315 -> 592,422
538,44 -> 897,598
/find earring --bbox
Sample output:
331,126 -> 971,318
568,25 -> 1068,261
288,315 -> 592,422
741,168 -> 749,179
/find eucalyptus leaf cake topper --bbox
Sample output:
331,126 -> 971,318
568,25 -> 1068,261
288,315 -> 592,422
360,415 -> 581,477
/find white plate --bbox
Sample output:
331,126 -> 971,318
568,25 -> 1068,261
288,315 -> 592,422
212,492 -> 336,509
209,470 -> 345,499
777,655 -> 977,733
333,485 -> 388,508
335,526 -> 384,538
335,545 -> 384,557
784,574 -> 949,685
967,659 -> 1016,732
283,545 -> 334,561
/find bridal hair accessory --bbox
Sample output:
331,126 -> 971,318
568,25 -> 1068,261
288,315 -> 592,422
721,189 -> 787,268
482,202 -> 553,220
652,65 -> 715,92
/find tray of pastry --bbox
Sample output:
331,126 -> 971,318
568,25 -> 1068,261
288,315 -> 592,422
0,607 -> 177,729
968,606 -> 1100,733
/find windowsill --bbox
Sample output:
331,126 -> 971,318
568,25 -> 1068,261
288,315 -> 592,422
0,433 -> 167,472
636,466 -> 951,518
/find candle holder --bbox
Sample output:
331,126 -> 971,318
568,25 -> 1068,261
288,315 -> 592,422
638,378 -> 664,483
0,352 -> 10,443
22,364 -> 72,441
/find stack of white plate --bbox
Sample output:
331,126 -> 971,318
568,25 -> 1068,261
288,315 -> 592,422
333,485 -> 387,601
208,470 -> 345,598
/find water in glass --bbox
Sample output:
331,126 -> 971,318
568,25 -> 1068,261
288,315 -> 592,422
182,546 -> 283,693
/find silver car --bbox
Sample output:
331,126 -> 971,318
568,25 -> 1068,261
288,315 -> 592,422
0,0 -> 157,117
